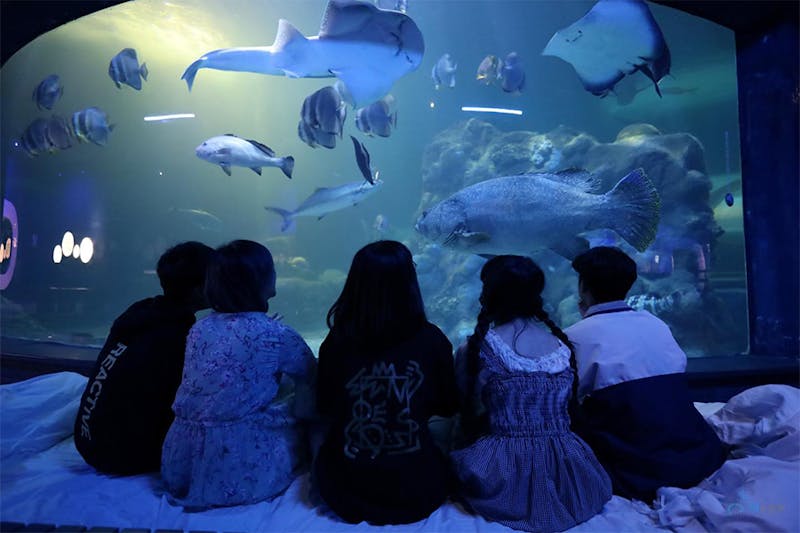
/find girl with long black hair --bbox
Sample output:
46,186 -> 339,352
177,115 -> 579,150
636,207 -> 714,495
451,255 -> 611,533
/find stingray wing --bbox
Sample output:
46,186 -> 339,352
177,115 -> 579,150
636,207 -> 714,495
542,0 -> 669,96
318,0 -> 424,106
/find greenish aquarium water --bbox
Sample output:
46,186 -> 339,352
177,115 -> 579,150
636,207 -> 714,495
0,0 -> 747,358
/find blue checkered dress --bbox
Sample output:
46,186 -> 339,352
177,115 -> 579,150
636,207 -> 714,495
451,340 -> 612,532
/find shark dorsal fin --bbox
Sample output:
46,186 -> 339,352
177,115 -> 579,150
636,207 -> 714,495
224,133 -> 237,137
246,139 -> 275,157
272,18 -> 307,51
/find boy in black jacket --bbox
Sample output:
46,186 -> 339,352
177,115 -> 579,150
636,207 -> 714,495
74,241 -> 213,474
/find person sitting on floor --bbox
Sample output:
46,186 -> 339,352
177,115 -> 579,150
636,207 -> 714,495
565,246 -> 728,502
314,240 -> 459,525
161,239 -> 317,509
451,255 -> 611,533
74,241 -> 214,475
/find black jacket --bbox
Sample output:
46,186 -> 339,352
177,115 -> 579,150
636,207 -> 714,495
73,296 -> 195,474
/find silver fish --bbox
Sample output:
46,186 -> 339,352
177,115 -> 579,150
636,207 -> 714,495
299,86 -> 346,149
415,168 -> 660,259
265,178 -> 384,232
432,53 -> 457,89
195,134 -> 294,178
32,74 -> 63,110
109,48 -> 149,90
71,107 -> 114,146
354,95 -> 396,137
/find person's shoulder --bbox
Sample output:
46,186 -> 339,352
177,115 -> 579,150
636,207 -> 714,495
420,322 -> 453,350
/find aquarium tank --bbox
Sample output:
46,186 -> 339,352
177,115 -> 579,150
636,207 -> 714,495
1,0 -> 751,359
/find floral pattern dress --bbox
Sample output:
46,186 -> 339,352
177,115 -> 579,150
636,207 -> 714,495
161,312 -> 316,509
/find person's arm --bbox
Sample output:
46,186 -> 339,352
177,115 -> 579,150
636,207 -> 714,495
277,326 -> 318,420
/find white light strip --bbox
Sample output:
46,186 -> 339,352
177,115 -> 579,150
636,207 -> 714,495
461,106 -> 523,116
143,113 -> 196,122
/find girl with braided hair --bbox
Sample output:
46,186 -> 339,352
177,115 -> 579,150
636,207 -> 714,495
450,255 -> 611,533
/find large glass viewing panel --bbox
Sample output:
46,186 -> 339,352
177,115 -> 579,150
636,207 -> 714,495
1,0 -> 747,358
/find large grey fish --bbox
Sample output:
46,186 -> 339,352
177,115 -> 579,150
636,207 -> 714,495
71,107 -> 114,146
415,168 -> 660,259
180,0 -> 424,107
195,134 -> 294,178
265,177 -> 383,232
542,0 -> 670,97
32,74 -> 63,110
108,48 -> 149,90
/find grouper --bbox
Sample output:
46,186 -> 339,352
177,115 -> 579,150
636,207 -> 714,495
414,168 -> 660,259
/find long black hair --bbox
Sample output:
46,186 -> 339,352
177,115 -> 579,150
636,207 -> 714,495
327,240 -> 427,348
464,256 -> 578,433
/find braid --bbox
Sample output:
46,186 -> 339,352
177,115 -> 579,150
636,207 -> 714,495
462,307 -> 491,440
534,308 -> 579,402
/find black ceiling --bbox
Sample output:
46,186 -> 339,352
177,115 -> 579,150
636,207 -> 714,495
2,0 -> 798,66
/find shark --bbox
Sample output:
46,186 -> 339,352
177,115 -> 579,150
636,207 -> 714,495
542,0 -> 670,98
181,0 -> 424,107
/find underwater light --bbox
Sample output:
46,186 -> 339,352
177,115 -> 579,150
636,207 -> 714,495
53,245 -> 63,264
72,244 -> 81,259
79,237 -> 94,264
461,106 -> 523,116
143,113 -> 196,122
61,231 -> 75,256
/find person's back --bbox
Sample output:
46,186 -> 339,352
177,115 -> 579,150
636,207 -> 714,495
73,241 -> 213,475
314,241 -> 459,525
451,255 -> 611,532
161,240 -> 316,509
565,246 -> 727,501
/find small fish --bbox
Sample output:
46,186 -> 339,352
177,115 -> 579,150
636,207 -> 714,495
19,118 -> 51,156
44,115 -> 73,150
32,74 -> 63,110
265,178 -> 384,232
432,53 -> 457,89
354,95 -> 396,138
108,48 -> 149,90
350,135 -> 375,185
71,107 -> 115,146
415,168 -> 660,259
373,213 -> 389,234
542,0 -> 670,98
476,55 -> 502,85
725,192 -> 734,207
299,86 -> 347,149
500,51 -> 525,93
167,208 -> 224,233
195,134 -> 294,178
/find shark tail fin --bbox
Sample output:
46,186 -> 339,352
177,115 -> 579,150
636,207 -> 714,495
605,168 -> 661,252
181,58 -> 203,91
264,206 -> 295,232
272,19 -> 307,52
281,156 -> 295,179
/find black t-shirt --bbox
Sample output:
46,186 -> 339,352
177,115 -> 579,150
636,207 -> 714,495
314,321 -> 459,525
73,296 -> 195,474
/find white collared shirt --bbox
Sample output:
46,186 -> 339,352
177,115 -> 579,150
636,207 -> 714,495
565,300 -> 687,401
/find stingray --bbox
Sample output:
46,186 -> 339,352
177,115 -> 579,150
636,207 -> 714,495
181,0 -> 424,107
542,0 -> 670,97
